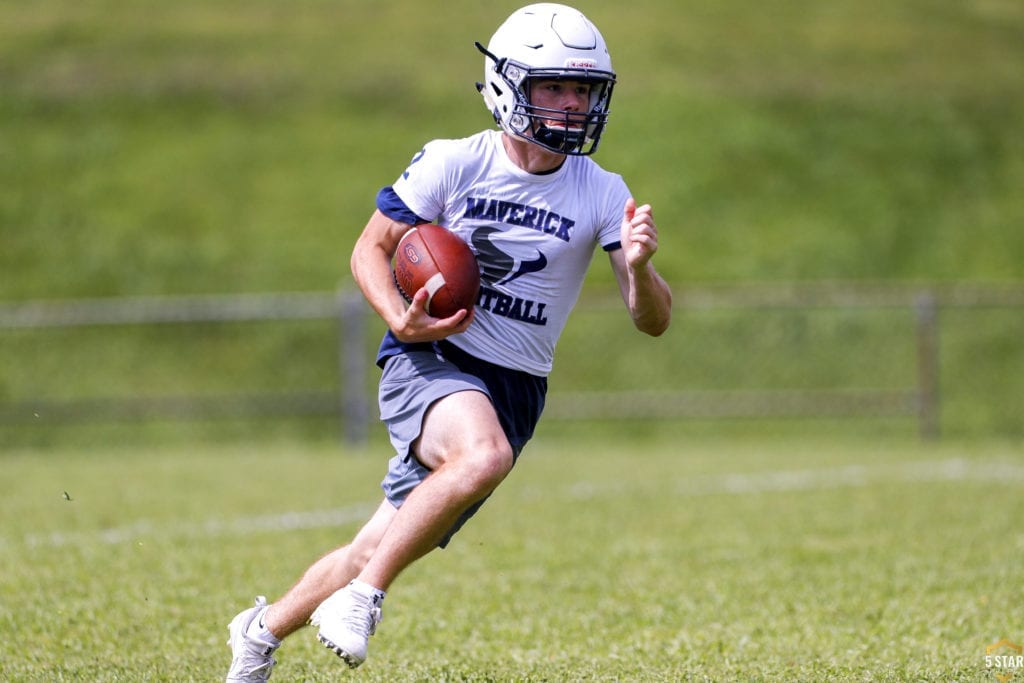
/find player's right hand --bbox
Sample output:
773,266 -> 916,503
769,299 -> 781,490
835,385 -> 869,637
392,287 -> 474,343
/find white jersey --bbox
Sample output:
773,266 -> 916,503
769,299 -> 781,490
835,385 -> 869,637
390,129 -> 629,376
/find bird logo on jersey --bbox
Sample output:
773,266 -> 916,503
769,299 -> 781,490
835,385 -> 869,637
468,225 -> 551,326
471,226 -> 548,286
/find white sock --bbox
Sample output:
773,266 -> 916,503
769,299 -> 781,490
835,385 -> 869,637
349,579 -> 386,602
246,605 -> 282,648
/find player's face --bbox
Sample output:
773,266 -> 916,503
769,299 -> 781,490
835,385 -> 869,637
528,79 -> 592,131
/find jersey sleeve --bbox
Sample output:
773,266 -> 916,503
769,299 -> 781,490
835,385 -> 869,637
376,186 -> 428,225
598,173 -> 631,252
390,140 -> 453,224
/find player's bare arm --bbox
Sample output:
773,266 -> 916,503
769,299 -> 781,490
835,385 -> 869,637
611,197 -> 672,336
351,210 -> 473,343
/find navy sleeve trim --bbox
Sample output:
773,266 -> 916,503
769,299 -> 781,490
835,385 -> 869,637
376,186 -> 428,225
602,241 -> 622,252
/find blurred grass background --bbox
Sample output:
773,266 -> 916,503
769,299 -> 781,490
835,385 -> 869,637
3,0 -> 1022,297
1,0 -> 1023,443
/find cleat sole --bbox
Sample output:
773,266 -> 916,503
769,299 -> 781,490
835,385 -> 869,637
317,633 -> 362,669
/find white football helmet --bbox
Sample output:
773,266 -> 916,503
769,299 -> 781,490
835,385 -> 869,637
476,3 -> 616,156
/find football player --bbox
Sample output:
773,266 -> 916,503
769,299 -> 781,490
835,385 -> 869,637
227,4 -> 671,679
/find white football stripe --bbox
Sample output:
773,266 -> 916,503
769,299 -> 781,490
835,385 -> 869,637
424,272 -> 446,313
424,272 -> 446,297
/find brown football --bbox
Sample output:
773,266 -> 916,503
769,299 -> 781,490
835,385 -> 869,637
393,224 -> 480,318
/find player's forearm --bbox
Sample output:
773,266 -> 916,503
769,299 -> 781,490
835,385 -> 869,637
351,239 -> 407,331
626,262 -> 672,336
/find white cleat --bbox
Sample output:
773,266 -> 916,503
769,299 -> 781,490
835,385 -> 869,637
226,596 -> 277,682
314,582 -> 384,669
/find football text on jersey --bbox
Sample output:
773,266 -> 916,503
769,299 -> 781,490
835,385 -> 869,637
477,285 -> 549,326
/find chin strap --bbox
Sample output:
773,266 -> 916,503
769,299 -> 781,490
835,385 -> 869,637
533,124 -> 586,154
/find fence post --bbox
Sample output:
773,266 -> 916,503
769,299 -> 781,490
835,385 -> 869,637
915,291 -> 940,440
338,289 -> 369,446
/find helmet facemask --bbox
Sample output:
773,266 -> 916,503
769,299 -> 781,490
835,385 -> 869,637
525,83 -> 608,155
477,46 -> 615,156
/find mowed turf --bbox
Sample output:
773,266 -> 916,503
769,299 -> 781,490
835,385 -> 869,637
1,434 -> 1021,681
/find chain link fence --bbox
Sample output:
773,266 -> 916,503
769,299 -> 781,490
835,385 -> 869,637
1,284 -> 1021,446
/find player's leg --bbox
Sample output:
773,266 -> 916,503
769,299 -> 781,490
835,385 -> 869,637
225,500 -> 395,681
361,388 -> 512,590
264,499 -> 398,638
316,388 -> 513,667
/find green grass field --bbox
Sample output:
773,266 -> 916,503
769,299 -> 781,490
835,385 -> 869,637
2,434 -> 1021,681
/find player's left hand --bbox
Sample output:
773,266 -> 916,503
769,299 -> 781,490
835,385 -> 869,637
620,197 -> 659,269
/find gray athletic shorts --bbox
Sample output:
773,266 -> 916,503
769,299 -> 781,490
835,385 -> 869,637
377,340 -> 546,547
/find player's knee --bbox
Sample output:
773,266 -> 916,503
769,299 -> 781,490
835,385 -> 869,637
456,441 -> 513,495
